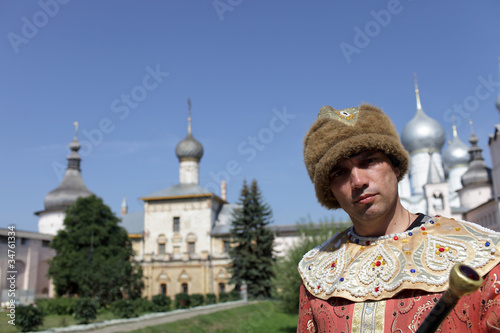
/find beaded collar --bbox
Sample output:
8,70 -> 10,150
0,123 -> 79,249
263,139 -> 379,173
298,216 -> 500,302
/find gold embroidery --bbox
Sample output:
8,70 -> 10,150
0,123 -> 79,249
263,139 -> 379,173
352,300 -> 386,332
492,273 -> 500,295
299,217 -> 500,302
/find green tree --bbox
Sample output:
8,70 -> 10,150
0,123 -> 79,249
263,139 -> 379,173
273,216 -> 351,314
48,195 -> 143,305
229,179 -> 275,298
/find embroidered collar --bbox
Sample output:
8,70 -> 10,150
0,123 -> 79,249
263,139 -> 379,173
298,216 -> 500,302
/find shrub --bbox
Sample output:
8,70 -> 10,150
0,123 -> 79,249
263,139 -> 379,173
133,297 -> 156,313
190,294 -> 204,307
174,292 -> 190,309
17,304 -> 43,332
110,299 -> 137,318
151,294 -> 171,312
229,289 -> 241,301
272,217 -> 351,314
206,293 -> 216,305
35,297 -> 76,315
218,292 -> 229,303
74,298 -> 97,324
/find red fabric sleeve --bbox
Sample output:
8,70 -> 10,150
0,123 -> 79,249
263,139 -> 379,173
479,263 -> 500,331
297,282 -> 317,333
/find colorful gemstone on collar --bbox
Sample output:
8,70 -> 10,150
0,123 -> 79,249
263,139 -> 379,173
375,287 -> 380,292
486,242 -> 491,247
456,227 -> 461,231
408,232 -> 413,236
410,269 -> 416,273
375,261 -> 381,267
366,241 -> 370,246
340,278 -> 344,282
422,231 -> 427,235
421,227 -> 426,231
430,220 -> 434,224
394,236 -> 399,240
355,239 -> 360,244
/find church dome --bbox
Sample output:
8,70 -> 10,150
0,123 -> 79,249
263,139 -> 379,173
44,128 -> 93,212
401,108 -> 446,153
461,131 -> 492,187
442,127 -> 469,169
175,132 -> 204,161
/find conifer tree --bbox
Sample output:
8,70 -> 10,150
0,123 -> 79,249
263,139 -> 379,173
229,179 -> 275,298
48,195 -> 143,305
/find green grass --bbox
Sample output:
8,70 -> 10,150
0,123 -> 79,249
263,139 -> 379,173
129,301 -> 298,333
0,310 -> 120,333
0,301 -> 297,333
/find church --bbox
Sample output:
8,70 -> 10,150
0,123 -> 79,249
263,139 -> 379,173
398,77 -> 499,230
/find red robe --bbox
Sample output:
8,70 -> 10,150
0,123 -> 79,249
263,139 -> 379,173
297,216 -> 500,332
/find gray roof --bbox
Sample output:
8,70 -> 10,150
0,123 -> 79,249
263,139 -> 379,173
142,184 -> 213,200
120,211 -> 145,234
38,134 -> 93,214
211,204 -> 240,236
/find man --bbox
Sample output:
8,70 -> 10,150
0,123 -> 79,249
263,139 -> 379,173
297,104 -> 500,332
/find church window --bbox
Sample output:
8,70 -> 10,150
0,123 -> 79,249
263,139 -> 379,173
188,242 -> 195,254
21,238 -> 29,246
173,217 -> 180,232
181,283 -> 188,293
42,240 -> 50,248
158,243 -> 166,255
160,283 -> 167,295
223,240 -> 230,253
219,283 -> 226,293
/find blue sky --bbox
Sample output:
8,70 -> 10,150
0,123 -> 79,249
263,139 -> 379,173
1,1 -> 499,232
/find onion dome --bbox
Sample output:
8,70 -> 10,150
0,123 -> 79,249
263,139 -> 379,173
175,133 -> 204,161
401,76 -> 445,153
461,121 -> 492,187
175,98 -> 204,162
43,123 -> 93,212
442,125 -> 469,170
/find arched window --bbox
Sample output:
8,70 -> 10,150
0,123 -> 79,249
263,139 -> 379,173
160,283 -> 167,295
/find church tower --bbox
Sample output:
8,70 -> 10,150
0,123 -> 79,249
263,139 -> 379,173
175,98 -> 204,185
458,120 -> 493,209
401,75 -> 446,197
35,122 -> 93,235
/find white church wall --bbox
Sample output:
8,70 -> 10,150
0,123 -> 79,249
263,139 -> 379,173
38,211 -> 66,235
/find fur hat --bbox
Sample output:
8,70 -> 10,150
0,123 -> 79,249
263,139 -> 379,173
303,104 -> 409,209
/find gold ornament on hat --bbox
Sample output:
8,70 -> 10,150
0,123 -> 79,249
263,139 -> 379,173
318,107 -> 359,125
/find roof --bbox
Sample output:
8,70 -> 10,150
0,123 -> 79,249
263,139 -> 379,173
211,204 -> 240,236
141,184 -> 217,201
120,211 -> 145,234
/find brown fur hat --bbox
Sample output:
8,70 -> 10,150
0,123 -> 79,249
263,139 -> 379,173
303,104 -> 409,209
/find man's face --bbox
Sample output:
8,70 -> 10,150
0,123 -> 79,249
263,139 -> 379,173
329,150 -> 400,224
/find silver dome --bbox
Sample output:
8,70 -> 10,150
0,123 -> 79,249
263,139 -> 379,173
175,133 -> 204,161
43,133 -> 93,212
442,129 -> 469,169
401,108 -> 445,153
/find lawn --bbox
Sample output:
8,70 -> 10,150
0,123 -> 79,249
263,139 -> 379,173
0,310 -> 118,333
129,301 -> 298,333
0,301 -> 297,333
